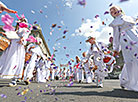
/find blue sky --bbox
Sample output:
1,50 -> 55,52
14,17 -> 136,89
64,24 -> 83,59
0,0 -> 138,66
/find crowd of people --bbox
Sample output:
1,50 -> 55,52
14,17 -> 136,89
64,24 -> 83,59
0,1 -> 138,92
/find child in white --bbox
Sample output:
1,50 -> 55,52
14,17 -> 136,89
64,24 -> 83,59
0,17 -> 30,87
62,68 -> 66,80
109,5 -> 138,91
58,69 -> 63,80
86,37 -> 107,87
45,57 -> 51,81
23,38 -> 45,84
73,56 -> 81,82
66,69 -> 70,79
78,62 -> 84,83
36,58 -> 46,83
50,63 -> 55,81
81,52 -> 92,83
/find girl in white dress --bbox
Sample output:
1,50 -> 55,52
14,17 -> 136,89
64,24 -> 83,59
0,17 -> 30,87
66,69 -> 70,80
45,57 -> 51,81
36,58 -> 46,83
50,63 -> 55,81
81,52 -> 92,83
73,56 -> 83,83
109,5 -> 138,91
23,38 -> 45,85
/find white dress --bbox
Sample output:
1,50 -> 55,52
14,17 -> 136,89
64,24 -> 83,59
73,62 -> 80,82
82,57 -> 92,83
78,61 -> 84,82
45,60 -> 51,80
66,70 -> 70,78
0,28 -> 30,79
24,43 -> 44,80
109,14 -> 138,91
36,59 -> 46,83
51,65 -> 55,80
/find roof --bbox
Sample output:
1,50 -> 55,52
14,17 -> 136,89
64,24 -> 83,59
31,28 -> 51,56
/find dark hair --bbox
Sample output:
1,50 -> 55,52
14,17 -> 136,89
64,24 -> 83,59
15,23 -> 19,31
20,18 -> 27,23
44,54 -> 47,57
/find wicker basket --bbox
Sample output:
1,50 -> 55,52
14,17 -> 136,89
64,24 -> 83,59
0,36 -> 10,51
25,52 -> 32,62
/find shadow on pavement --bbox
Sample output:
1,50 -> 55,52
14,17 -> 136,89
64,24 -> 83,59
0,81 -> 26,88
60,85 -> 98,88
43,88 -> 138,99
0,84 -> 9,87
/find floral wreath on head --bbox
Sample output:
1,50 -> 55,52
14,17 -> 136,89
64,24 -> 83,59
15,14 -> 29,28
15,14 -> 33,30
16,14 -> 28,22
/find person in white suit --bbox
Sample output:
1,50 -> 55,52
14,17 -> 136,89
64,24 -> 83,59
85,36 -> 108,87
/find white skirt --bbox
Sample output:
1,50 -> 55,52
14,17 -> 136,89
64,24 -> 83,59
0,39 -> 25,79
119,29 -> 138,91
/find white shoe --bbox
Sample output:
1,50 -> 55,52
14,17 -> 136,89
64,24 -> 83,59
86,81 -> 92,84
120,85 -> 125,89
97,83 -> 103,88
9,82 -> 17,87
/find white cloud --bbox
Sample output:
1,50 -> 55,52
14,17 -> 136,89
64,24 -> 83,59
97,27 -> 113,44
72,18 -> 113,44
72,18 -> 101,37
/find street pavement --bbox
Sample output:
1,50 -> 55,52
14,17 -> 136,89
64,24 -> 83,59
0,79 -> 138,102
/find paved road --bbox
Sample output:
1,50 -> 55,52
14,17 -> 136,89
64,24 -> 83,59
0,79 -> 138,102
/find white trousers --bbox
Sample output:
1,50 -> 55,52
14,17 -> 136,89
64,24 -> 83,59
46,69 -> 50,80
78,69 -> 84,81
37,68 -> 46,83
84,67 -> 92,83
51,70 -> 55,80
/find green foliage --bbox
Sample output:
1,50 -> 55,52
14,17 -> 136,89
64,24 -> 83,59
107,42 -> 124,78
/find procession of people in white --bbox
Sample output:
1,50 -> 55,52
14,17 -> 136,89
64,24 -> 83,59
0,1 -> 138,92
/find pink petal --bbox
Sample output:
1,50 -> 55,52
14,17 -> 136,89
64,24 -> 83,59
15,13 -> 21,20
3,24 -> 14,32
